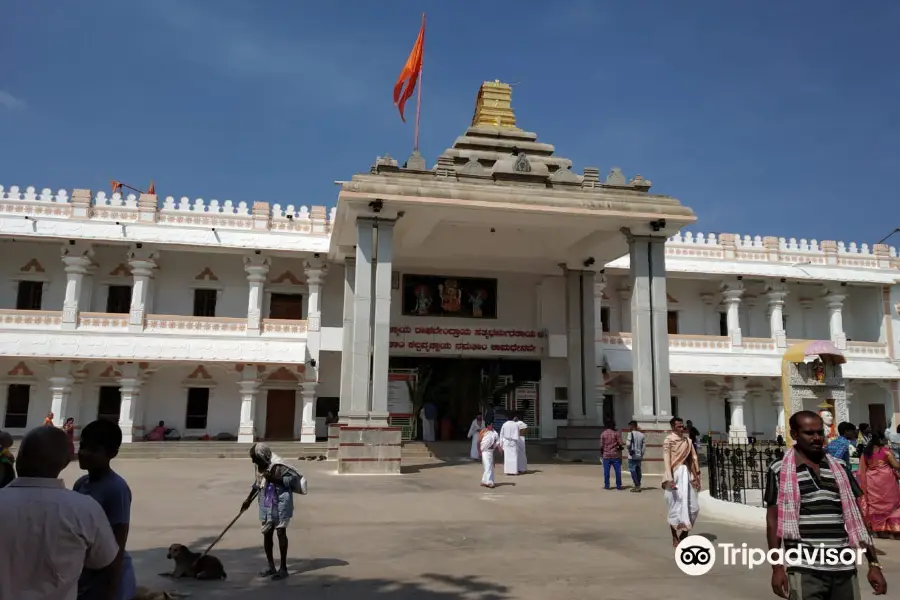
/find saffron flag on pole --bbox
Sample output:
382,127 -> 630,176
393,14 -> 425,123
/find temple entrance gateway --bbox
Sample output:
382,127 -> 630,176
329,80 -> 697,474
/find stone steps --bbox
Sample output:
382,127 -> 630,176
113,442 -> 329,460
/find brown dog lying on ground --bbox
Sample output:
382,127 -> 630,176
133,586 -> 190,599
160,543 -> 227,580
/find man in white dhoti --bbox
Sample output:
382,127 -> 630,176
499,418 -> 520,475
662,416 -> 701,548
467,414 -> 484,461
479,423 -> 500,488
514,415 -> 528,474
420,401 -> 437,442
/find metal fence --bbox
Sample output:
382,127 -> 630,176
707,439 -> 786,507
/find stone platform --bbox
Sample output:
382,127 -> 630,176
337,426 -> 402,474
55,458 -> 900,599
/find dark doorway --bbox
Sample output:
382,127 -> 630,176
265,389 -> 296,439
98,386 -> 122,423
388,356 -> 540,440
868,403 -> 887,436
269,294 -> 303,320
106,286 -> 132,314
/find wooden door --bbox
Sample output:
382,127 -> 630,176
868,403 -> 887,436
269,294 -> 303,320
98,386 -> 122,423
265,389 -> 296,440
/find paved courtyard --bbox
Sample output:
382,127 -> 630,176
60,457 -> 899,599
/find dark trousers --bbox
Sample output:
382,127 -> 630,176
788,570 -> 859,600
628,459 -> 642,488
602,458 -> 622,489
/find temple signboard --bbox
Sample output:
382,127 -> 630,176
389,325 -> 545,357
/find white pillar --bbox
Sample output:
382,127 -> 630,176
825,286 -> 847,350
772,392 -> 785,438
348,219 -> 375,425
370,221 -> 394,426
628,235 -> 654,420
648,237 -> 672,419
237,365 -> 260,443
766,283 -> 788,348
300,380 -> 317,442
60,242 -> 93,329
564,268 -> 586,424
127,247 -> 158,332
48,362 -> 74,426
727,377 -> 748,443
118,363 -> 143,444
722,278 -> 743,347
338,258 -> 355,423
243,254 -> 270,335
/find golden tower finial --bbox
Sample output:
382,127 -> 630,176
471,80 -> 519,129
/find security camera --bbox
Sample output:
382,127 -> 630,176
254,250 -> 261,255
68,240 -> 75,246
136,243 -> 143,249
650,219 -> 667,232
309,359 -> 317,368
369,199 -> 383,213
313,253 -> 320,258
583,257 -> 595,267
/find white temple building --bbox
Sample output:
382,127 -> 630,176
0,81 -> 898,472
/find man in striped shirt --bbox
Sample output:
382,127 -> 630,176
764,410 -> 886,598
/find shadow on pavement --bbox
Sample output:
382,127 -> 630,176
131,537 -> 511,599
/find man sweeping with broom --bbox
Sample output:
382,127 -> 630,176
239,443 -> 306,580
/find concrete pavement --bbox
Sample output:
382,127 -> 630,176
59,457 -> 899,599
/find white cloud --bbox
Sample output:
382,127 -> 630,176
0,90 -> 26,110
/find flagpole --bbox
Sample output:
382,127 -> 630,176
413,13 -> 425,152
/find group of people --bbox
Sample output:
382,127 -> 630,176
825,420 -> 900,539
467,412 -> 528,488
1,420 -> 137,599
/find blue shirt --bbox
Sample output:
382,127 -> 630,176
74,471 -> 136,600
825,436 -> 852,465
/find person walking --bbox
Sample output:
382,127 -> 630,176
662,417 -> 701,546
479,422 -> 500,488
856,431 -> 900,539
765,410 -> 886,598
467,413 -> 484,461
600,419 -> 623,490
625,420 -> 645,492
420,402 -> 437,442
240,443 -> 300,580
0,426 -> 120,599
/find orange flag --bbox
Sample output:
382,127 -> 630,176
393,14 -> 425,123
147,181 -> 156,195
110,180 -> 122,194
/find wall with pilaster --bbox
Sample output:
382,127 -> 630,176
0,241 -> 67,310
843,286 -> 882,342
152,253 -> 249,318
539,358 -> 567,438
140,364 -> 242,437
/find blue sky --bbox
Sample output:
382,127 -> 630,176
3,1 -> 898,245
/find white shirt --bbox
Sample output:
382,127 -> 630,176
479,429 -> 500,452
500,420 -> 520,444
0,477 -> 120,600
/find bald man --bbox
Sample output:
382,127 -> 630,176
0,426 -> 120,600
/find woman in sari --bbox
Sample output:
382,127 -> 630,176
43,412 -> 54,426
856,431 -> 900,538
62,417 -> 76,459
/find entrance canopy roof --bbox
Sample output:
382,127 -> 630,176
331,81 -> 696,275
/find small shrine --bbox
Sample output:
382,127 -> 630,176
780,341 -> 847,445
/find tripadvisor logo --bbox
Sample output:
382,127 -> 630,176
675,536 -> 864,576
